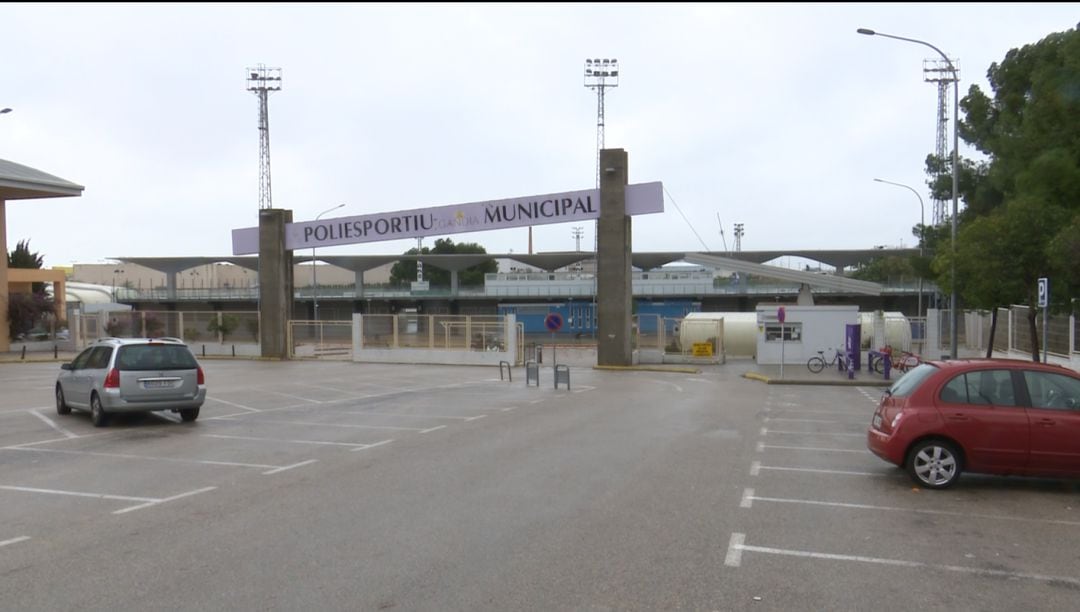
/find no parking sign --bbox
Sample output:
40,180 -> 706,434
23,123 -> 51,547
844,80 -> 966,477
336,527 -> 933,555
544,312 -> 564,332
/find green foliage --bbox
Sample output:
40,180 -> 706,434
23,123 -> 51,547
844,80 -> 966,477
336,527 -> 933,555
389,239 -> 497,286
935,24 -> 1080,312
7,239 -> 44,269
7,292 -> 56,339
848,255 -> 918,283
207,314 -> 240,341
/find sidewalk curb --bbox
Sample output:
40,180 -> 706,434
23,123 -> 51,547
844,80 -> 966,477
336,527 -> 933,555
742,372 -> 893,387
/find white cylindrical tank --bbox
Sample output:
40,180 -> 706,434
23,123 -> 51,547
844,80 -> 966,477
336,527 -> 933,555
679,311 -> 912,357
679,312 -> 759,357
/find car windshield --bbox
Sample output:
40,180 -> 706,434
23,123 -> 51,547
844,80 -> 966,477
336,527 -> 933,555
886,362 -> 939,398
115,344 -> 198,371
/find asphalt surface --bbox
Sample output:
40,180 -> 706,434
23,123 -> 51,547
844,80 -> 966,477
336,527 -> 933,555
2,358 -> 1079,611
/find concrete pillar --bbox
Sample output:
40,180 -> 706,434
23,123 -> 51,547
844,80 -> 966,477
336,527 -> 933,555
596,149 -> 632,366
258,208 -> 294,359
450,270 -> 459,295
354,270 -> 365,297
167,272 -> 177,300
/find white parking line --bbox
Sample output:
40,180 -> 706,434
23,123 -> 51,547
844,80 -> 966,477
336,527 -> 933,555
763,417 -> 852,424
419,426 -> 447,434
28,410 -> 79,439
767,409 -> 869,415
206,396 -> 261,412
202,433 -> 372,449
350,439 -> 394,452
341,412 -> 484,421
113,486 -> 217,514
1,484 -> 157,503
219,418 -> 429,432
2,431 -> 120,448
0,536 -> 31,548
757,442 -> 865,453
725,533 -> 1080,586
739,489 -> 1080,526
4,446 -> 287,471
263,390 -> 322,403
751,463 -> 884,477
761,428 -> 864,437
0,406 -> 52,416
262,459 -> 319,475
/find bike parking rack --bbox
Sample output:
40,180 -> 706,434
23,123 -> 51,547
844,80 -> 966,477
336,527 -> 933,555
499,360 -> 512,382
525,360 -> 540,387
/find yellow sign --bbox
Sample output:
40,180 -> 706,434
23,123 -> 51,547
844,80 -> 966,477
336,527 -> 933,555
692,342 -> 713,357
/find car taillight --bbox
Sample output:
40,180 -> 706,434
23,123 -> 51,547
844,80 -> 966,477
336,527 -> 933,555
197,366 -> 205,385
104,368 -> 121,389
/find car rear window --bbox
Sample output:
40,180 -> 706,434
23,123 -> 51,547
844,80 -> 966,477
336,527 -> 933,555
116,344 -> 199,371
887,362 -> 939,398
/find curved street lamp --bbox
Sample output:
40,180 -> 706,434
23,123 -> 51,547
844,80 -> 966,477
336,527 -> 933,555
874,178 -> 925,321
312,203 -> 346,322
858,28 -> 960,359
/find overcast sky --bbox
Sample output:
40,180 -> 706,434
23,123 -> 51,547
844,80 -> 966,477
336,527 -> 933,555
2,3 -> 1076,269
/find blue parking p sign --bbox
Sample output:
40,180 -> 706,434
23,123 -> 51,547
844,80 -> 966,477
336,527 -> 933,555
1038,278 -> 1049,308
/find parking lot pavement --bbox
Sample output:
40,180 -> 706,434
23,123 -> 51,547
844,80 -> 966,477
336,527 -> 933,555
3,358 -> 1080,610
725,384 -> 1080,610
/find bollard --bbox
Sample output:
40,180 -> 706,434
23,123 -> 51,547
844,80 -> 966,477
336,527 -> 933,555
499,360 -> 512,382
554,364 -> 570,390
232,345 -> 236,357
54,345 -> 58,359
202,344 -> 206,357
525,360 -> 540,387
21,345 -> 27,360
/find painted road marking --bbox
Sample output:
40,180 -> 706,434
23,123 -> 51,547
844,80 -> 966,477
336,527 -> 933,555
201,433 -> 372,449
262,459 -> 319,475
0,536 -> 31,548
3,446 -> 288,471
28,410 -> 79,439
751,462 -> 883,477
349,439 -> 394,452
739,489 -> 1080,526
206,396 -> 261,412
0,484 -> 216,515
218,417 -> 429,432
762,428 -> 864,437
113,486 -> 217,514
757,442 -> 865,453
342,412 -> 485,421
724,532 -> 1080,586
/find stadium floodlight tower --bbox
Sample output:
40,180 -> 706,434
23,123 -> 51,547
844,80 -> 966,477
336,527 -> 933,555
583,58 -> 619,188
246,65 -> 282,211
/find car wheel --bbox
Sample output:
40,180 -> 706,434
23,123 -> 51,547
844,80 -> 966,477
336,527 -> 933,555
90,393 -> 110,427
179,407 -> 200,423
56,385 -> 71,415
906,439 -> 961,489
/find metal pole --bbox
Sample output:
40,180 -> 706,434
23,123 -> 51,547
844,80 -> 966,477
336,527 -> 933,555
873,178 -> 925,319
858,28 -> 960,358
313,204 -> 346,323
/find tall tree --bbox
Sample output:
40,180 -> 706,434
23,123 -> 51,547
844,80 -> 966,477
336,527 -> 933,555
931,24 -> 1080,358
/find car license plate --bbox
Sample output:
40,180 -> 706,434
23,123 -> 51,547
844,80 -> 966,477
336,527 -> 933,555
143,380 -> 173,389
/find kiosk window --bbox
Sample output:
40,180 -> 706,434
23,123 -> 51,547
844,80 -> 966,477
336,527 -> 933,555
765,323 -> 801,342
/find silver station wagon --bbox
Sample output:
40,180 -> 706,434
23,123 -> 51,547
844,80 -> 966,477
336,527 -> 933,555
55,337 -> 207,426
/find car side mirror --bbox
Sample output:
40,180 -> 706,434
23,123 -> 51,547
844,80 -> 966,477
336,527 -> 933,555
60,363 -> 73,371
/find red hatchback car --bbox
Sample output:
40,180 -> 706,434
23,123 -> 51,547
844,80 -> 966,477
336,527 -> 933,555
868,359 -> 1080,489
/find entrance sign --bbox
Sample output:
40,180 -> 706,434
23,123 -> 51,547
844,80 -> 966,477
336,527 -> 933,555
231,182 -> 664,255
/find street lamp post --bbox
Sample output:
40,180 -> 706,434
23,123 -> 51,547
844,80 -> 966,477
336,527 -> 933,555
312,203 -> 346,322
874,178 -> 925,320
858,28 -> 960,359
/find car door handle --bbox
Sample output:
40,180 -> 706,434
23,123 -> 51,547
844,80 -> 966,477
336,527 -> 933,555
945,414 -> 970,422
1035,418 -> 1057,427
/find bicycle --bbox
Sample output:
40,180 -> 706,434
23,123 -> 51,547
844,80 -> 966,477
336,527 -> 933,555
807,348 -> 846,374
